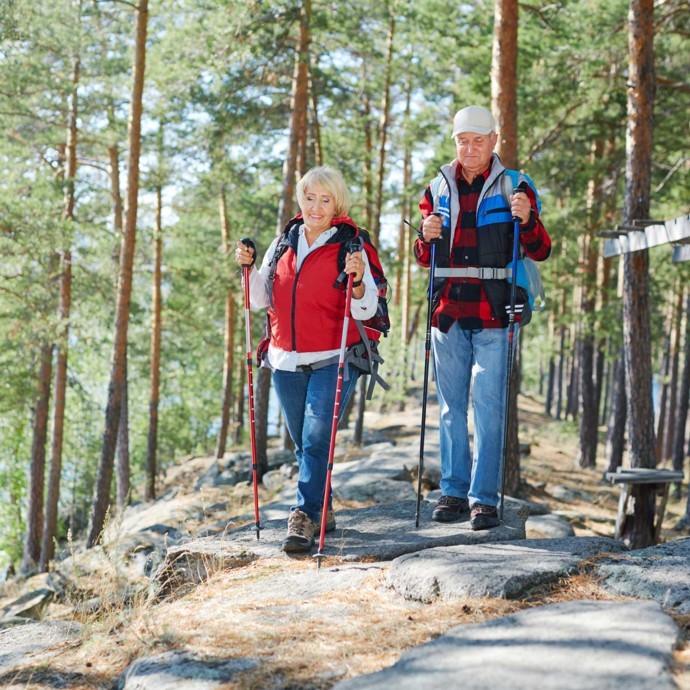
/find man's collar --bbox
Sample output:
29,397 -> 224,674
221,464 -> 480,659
456,161 -> 492,185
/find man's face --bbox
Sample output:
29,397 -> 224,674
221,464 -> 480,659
454,131 -> 497,178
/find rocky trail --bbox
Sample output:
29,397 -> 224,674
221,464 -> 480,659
1,394 -> 689,689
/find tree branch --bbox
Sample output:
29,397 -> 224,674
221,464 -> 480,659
523,101 -> 582,165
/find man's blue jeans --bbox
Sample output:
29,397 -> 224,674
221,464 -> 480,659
272,364 -> 359,523
431,322 -> 510,507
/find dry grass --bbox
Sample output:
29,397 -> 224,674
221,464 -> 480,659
129,563 -> 526,689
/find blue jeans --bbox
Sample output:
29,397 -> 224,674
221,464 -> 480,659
431,322 -> 510,507
272,364 -> 359,523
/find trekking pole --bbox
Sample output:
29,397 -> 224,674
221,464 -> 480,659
315,239 -> 361,568
415,237 -> 437,529
498,193 -> 522,522
240,238 -> 261,540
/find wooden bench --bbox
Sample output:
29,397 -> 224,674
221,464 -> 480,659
605,467 -> 684,542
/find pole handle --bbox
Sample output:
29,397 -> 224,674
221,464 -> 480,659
239,237 -> 257,266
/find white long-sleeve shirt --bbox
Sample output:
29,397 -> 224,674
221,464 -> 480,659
246,224 -> 378,371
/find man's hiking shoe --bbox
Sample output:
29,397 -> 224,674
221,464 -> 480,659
470,503 -> 500,531
315,508 -> 336,533
282,509 -> 316,553
432,495 -> 470,522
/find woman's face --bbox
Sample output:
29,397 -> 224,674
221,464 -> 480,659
302,183 -> 336,235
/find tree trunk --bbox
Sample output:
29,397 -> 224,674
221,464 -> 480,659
353,376 -> 367,446
275,0 -> 310,235
491,0 -> 520,492
108,142 -> 130,509
671,294 -> 689,495
117,359 -> 130,507
39,53 -> 80,572
662,282 -> 683,463
618,0 -> 656,549
22,343 -> 53,574
39,54 -> 79,570
567,326 -> 580,421
87,0 -> 149,548
145,178 -> 163,501
216,184 -> 235,459
605,354 -> 627,474
310,72 -> 323,167
254,367 -> 272,480
394,78 -> 412,307
655,305 -> 672,462
578,139 -> 604,469
371,7 -> 395,247
595,256 -> 613,424
233,350 -> 245,445
491,0 -> 518,164
362,82 -> 374,229
394,78 -> 413,409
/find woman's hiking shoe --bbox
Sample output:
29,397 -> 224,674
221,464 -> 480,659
282,509 -> 316,553
470,503 -> 500,531
315,508 -> 336,533
432,495 -> 470,522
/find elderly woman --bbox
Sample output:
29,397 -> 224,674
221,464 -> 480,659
235,166 -> 381,553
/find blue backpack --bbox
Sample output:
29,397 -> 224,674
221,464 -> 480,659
501,169 -> 547,313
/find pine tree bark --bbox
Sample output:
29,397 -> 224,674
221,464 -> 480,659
618,0 -> 657,549
108,142 -> 130,509
233,351 -> 245,445
491,0 -> 518,164
275,0 -> 310,235
578,139 -> 604,469
353,376 -> 367,446
605,354 -> 627,474
22,343 -> 53,574
362,83 -> 374,229
145,180 -> 163,501
87,0 -> 149,547
310,75 -> 323,168
491,0 -> 520,495
216,183 -> 236,459
662,282 -> 683,463
117,359 -> 130,507
371,7 -> 395,247
671,294 -> 689,495
40,53 -> 80,572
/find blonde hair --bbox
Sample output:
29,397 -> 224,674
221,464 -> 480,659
296,166 -> 350,217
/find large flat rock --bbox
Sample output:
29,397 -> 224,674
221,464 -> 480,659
0,621 -> 81,673
334,600 -> 679,690
118,650 -> 259,689
154,499 -> 528,590
594,537 -> 690,614
388,536 -> 627,602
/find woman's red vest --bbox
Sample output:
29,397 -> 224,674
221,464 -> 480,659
269,239 -> 362,353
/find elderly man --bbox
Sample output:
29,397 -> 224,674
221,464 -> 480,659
415,105 -> 551,530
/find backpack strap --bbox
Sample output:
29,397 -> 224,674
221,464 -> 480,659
350,321 -> 390,400
267,220 -> 301,309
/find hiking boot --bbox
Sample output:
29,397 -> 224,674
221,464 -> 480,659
432,495 -> 470,523
282,509 -> 316,553
314,507 -> 336,533
470,503 -> 500,531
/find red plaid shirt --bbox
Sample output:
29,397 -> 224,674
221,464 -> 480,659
415,162 -> 550,331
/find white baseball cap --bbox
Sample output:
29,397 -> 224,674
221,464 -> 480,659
451,106 -> 496,138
